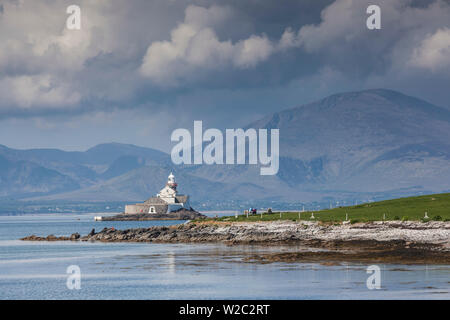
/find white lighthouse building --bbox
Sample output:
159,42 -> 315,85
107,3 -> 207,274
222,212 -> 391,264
124,173 -> 191,214
157,172 -> 178,203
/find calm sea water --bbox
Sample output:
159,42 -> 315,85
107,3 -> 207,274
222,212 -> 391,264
0,214 -> 448,300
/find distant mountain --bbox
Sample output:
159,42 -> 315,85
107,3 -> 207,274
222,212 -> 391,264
0,154 -> 79,198
0,143 -> 170,199
81,143 -> 170,165
251,89 -> 450,160
0,142 -> 169,166
185,89 -> 450,200
35,166 -> 229,202
250,89 -> 450,194
1,89 -> 450,207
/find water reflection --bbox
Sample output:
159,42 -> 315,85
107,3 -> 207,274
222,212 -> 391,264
0,214 -> 448,299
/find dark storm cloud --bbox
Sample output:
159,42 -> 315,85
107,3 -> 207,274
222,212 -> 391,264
0,0 -> 449,124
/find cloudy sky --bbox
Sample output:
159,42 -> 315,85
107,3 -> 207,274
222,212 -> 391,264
0,0 -> 449,151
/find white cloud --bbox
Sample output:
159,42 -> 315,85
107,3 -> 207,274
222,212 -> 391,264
233,35 -> 274,68
278,0 -> 450,77
0,75 -> 81,109
140,5 -> 280,85
284,0 -> 361,52
140,1 -> 450,87
409,28 -> 450,71
0,0 -> 149,112
0,1 -> 114,73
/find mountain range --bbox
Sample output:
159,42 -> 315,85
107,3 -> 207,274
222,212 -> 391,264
1,89 -> 450,209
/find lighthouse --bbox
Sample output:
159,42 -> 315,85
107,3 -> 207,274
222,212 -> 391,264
124,172 -> 191,214
157,172 -> 179,203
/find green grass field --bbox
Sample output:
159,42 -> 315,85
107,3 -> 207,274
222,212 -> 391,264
209,193 -> 450,223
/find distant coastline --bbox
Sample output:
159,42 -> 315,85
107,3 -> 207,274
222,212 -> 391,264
99,209 -> 205,221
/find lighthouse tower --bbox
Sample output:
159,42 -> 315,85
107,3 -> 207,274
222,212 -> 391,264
167,172 -> 177,190
125,172 -> 191,214
157,172 -> 178,203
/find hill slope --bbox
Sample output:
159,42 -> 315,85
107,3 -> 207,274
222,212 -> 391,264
216,193 -> 450,222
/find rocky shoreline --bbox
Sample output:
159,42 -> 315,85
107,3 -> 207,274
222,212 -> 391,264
21,220 -> 450,264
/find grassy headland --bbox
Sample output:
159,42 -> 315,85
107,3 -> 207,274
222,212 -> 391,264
206,193 -> 450,223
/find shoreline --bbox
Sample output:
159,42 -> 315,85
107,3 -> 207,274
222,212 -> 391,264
21,220 -> 450,265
